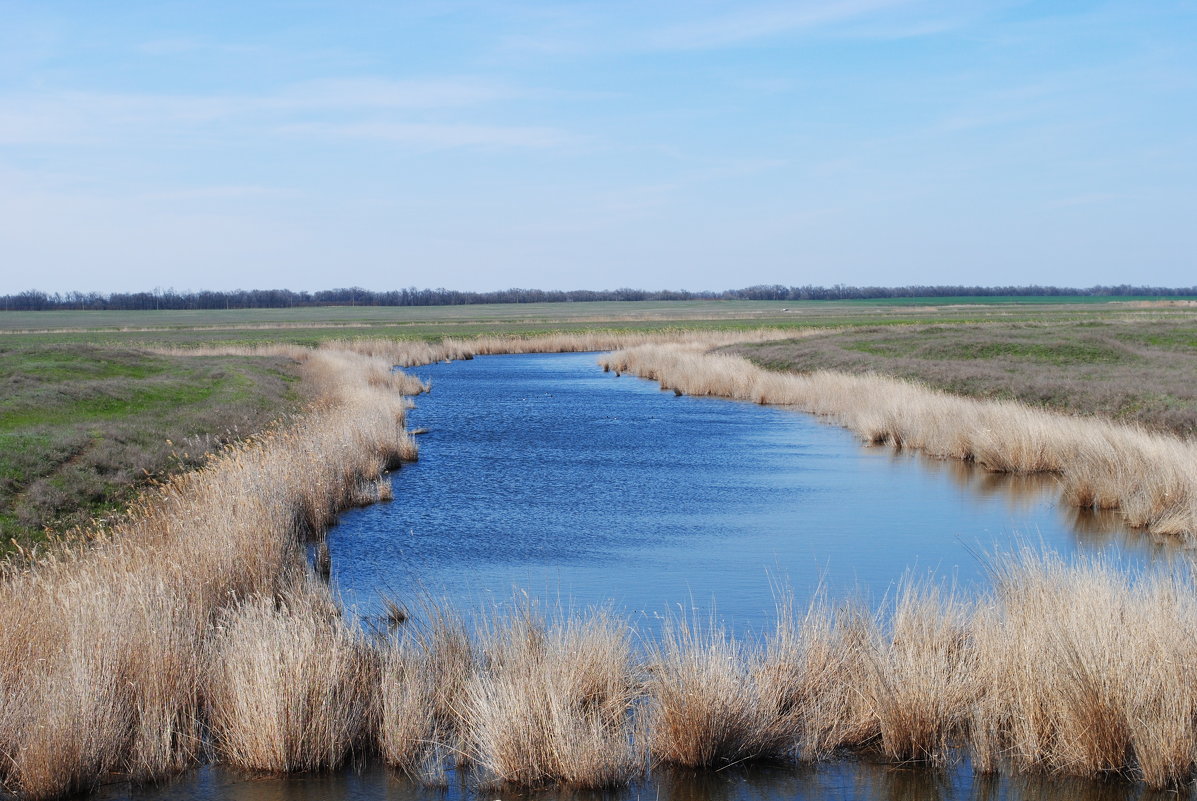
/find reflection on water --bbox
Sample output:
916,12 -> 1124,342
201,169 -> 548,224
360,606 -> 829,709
919,455 -> 1057,509
98,758 -> 1195,801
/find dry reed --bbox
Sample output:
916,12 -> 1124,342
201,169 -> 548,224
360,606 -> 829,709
462,604 -> 642,788
0,344 -> 420,797
205,582 -> 376,772
9,331 -> 1197,798
378,608 -> 473,780
599,343 -> 1197,539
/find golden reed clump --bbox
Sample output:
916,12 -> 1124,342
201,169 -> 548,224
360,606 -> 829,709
205,581 -> 377,772
598,343 -> 1197,539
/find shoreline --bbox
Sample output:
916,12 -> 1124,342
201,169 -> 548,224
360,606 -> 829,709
600,342 -> 1197,540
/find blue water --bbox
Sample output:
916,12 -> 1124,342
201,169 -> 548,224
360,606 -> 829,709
329,352 -> 1164,629
98,758 -> 1179,801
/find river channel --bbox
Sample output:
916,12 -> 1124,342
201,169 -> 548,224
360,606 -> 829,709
103,351 -> 1189,801
329,351 -> 1165,628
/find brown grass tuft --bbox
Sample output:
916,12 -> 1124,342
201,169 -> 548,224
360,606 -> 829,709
205,583 -> 376,772
463,604 -> 642,789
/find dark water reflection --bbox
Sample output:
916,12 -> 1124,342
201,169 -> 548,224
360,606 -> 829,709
328,352 -> 1182,629
98,759 -> 1195,801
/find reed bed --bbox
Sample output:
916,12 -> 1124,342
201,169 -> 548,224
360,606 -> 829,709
0,344 -> 420,799
599,343 -> 1197,539
378,555 -> 1197,791
206,582 -> 376,772
156,328 -> 810,368
10,332 -> 1197,798
462,605 -> 642,788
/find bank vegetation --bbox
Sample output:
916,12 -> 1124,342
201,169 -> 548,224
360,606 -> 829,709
5,332 -> 1197,798
601,342 -> 1197,539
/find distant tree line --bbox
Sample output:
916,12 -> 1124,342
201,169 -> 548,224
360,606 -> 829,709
2,284 -> 1195,312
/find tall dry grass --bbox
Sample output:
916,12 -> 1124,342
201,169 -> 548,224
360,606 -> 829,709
205,582 -> 376,772
377,607 -> 473,779
599,343 -> 1197,539
0,344 -> 420,798
969,552 -> 1197,787
10,332 -> 1197,798
461,604 -> 642,789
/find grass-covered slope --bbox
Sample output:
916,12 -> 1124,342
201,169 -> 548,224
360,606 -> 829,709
0,344 -> 302,552
730,320 -> 1197,437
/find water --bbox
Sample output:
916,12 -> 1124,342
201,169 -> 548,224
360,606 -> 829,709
94,352 -> 1189,801
100,754 -> 1187,801
329,352 -> 1170,629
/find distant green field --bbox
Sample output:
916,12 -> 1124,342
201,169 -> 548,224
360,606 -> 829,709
2,297 -> 1192,349
835,295 -> 1197,306
3,296 -> 1188,331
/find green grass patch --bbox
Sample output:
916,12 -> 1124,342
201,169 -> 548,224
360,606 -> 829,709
0,344 -> 302,554
729,319 -> 1197,438
850,340 -> 1135,365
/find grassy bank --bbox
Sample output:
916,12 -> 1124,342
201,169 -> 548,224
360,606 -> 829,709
729,318 -> 1197,437
0,344 -> 303,554
0,345 -> 421,799
600,343 -> 1197,539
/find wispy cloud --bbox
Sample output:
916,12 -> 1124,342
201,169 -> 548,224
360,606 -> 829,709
136,37 -> 264,56
1046,192 -> 1122,209
142,185 -> 298,201
283,121 -> 574,149
269,77 -> 524,111
645,0 -> 918,50
0,77 -> 558,149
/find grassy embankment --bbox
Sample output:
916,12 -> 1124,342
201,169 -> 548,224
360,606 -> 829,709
0,344 -> 303,554
730,319 -> 1197,438
601,340 -> 1197,538
4,305 -> 1197,796
0,344 -> 423,799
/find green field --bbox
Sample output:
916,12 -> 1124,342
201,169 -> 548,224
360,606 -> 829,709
3,297 -> 1191,349
0,344 -> 301,553
730,318 -> 1197,437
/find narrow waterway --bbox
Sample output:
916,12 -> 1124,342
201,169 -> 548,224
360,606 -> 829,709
329,351 -> 1167,628
95,351 -> 1189,801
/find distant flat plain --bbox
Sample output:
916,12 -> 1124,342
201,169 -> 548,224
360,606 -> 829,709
2,297 -> 1192,347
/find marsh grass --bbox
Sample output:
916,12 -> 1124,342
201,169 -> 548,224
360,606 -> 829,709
731,320 -> 1197,437
378,607 -> 473,779
8,331 -> 1197,798
600,343 -> 1197,539
463,604 -> 642,789
206,582 -> 376,772
0,344 -> 419,798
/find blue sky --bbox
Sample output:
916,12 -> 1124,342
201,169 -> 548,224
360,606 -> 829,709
1,1 -> 1194,293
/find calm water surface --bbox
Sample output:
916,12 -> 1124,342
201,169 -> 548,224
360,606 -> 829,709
97,352 -> 1189,801
329,352 -> 1168,628
104,752 -> 1188,801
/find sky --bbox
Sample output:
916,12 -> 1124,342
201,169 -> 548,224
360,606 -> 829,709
1,1 -> 1194,294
